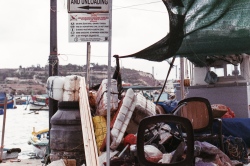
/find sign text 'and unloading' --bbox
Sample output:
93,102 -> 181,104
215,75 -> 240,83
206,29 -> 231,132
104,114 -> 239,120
68,0 -> 109,13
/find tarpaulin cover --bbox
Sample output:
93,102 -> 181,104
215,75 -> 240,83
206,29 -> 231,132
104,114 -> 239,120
121,0 -> 250,67
213,118 -> 250,147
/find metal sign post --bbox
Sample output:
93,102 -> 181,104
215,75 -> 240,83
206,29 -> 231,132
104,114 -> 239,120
106,1 -> 112,165
67,0 -> 111,165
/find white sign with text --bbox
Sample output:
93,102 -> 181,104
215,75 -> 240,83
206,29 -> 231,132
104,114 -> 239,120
68,13 -> 109,42
68,0 -> 109,13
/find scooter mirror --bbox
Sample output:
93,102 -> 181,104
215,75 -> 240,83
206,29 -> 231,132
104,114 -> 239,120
136,115 -> 194,166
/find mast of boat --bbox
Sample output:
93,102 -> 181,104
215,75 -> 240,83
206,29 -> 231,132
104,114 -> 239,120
0,97 -> 7,162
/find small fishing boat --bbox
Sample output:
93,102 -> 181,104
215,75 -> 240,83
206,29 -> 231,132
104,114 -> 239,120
28,95 -> 49,110
15,95 -> 28,105
0,92 -> 14,109
0,148 -> 21,160
27,128 -> 49,158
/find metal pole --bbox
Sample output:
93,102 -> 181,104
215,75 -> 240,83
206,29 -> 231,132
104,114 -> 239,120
180,57 -> 185,99
49,0 -> 58,149
106,0 -> 112,165
190,61 -> 193,86
0,98 -> 7,162
175,65 -> 178,80
86,42 -> 91,91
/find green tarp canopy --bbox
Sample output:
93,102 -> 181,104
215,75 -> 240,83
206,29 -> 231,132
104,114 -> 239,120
120,0 -> 250,67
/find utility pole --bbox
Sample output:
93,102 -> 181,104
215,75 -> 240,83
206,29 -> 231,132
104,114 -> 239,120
48,0 -> 59,147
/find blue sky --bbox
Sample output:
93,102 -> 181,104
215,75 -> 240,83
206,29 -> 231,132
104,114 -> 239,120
0,0 -> 180,80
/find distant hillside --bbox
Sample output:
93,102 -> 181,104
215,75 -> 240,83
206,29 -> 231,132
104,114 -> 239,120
119,68 -> 160,86
0,63 -> 161,95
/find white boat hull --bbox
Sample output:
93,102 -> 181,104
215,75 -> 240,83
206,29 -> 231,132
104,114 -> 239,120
1,151 -> 19,160
29,103 -> 49,110
32,144 -> 47,158
28,95 -> 49,110
27,129 -> 49,158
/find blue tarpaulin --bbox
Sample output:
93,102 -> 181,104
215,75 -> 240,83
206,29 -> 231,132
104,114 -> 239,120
214,118 -> 250,147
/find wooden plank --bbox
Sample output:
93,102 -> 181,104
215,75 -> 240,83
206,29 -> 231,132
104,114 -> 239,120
79,77 -> 99,166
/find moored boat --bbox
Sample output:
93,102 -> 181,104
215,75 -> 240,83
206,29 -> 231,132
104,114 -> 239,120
0,148 -> 21,160
28,95 -> 49,110
0,92 -> 14,109
15,95 -> 29,105
27,128 -> 49,158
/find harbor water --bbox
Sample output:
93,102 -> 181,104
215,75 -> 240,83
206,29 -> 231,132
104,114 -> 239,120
0,105 -> 49,159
